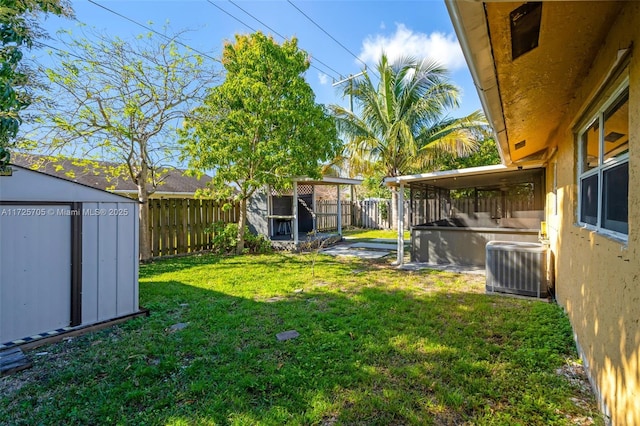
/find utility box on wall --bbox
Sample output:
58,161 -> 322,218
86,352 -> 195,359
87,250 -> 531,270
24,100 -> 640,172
486,241 -> 549,298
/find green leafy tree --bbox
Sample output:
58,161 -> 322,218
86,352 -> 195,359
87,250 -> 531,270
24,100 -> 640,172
181,32 -> 339,254
30,28 -> 220,260
0,0 -> 71,159
360,174 -> 392,200
330,54 -> 487,227
433,137 -> 501,170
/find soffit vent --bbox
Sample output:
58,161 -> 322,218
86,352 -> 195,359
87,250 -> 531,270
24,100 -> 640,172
510,2 -> 542,60
515,140 -> 526,150
605,132 -> 624,143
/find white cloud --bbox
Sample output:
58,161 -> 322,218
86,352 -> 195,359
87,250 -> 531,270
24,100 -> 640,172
359,23 -> 465,71
318,72 -> 329,85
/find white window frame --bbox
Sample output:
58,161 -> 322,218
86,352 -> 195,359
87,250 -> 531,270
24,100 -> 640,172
577,78 -> 629,241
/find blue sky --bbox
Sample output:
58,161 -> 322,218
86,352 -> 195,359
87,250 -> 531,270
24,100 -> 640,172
36,0 -> 481,117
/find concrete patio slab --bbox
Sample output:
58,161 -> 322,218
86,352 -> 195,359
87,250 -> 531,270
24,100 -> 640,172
349,242 -> 398,250
320,246 -> 391,259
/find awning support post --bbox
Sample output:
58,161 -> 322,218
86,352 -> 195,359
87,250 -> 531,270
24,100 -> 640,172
293,180 -> 299,245
337,184 -> 342,236
396,183 -> 405,266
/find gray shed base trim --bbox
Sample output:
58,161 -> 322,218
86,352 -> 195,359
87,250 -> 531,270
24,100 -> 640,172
0,309 -> 150,351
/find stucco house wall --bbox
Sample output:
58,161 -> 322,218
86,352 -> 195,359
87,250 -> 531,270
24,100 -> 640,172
546,4 -> 639,423
445,1 -> 639,423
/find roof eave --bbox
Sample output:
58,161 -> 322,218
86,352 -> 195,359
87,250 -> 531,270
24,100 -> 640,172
445,0 -> 512,166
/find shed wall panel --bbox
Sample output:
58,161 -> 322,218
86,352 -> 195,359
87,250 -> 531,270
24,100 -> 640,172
1,167 -> 139,343
0,206 -> 71,342
132,209 -> 139,312
80,202 -> 139,325
96,207 -> 118,322
80,202 -> 100,325
116,204 -> 138,316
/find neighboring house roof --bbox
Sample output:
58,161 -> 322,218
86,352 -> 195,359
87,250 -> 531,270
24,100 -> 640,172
12,153 -> 212,196
445,0 -> 624,166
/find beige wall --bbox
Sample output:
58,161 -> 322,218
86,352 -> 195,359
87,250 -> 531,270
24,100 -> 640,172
547,4 -> 639,424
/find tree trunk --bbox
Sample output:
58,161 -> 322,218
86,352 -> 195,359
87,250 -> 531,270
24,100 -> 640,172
138,190 -> 152,261
235,197 -> 247,255
138,165 -> 152,261
390,190 -> 398,230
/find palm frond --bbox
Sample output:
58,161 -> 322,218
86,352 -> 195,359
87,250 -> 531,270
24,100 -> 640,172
417,110 -> 488,159
329,54 -> 488,179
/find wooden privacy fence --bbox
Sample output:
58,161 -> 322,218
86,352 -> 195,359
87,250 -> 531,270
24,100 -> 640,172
358,199 -> 392,229
316,199 -> 393,231
149,197 -> 398,258
315,200 -> 352,231
148,198 -> 239,257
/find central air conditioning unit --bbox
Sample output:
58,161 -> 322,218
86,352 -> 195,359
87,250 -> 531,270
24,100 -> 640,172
486,241 -> 549,298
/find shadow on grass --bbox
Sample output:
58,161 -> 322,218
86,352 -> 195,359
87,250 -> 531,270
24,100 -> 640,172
139,252 -> 338,280
2,259 -> 599,425
139,253 -> 226,279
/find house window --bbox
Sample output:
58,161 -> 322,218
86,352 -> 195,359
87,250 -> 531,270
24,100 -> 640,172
578,83 -> 629,237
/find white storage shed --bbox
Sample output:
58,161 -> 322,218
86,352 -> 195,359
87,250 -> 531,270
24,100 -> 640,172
0,165 -> 141,346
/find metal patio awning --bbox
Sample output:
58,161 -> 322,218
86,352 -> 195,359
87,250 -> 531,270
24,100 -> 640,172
383,164 -> 545,266
383,164 -> 544,191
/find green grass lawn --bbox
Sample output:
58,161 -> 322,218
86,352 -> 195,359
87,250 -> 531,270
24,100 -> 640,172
342,228 -> 410,240
1,253 -> 602,425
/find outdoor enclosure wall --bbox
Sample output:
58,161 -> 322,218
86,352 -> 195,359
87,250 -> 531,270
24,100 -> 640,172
411,226 -> 539,267
0,166 -> 139,344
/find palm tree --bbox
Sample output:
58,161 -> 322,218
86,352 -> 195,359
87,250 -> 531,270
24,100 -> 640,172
330,53 -> 488,228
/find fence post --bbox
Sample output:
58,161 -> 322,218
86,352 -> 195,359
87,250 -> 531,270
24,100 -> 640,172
151,199 -> 160,257
179,199 -> 188,253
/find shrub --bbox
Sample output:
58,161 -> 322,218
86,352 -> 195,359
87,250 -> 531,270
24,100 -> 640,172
243,228 -> 273,254
206,222 -> 272,255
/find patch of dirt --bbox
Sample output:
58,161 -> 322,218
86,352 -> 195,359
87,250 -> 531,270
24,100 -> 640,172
320,414 -> 339,425
556,360 -> 602,424
0,372 -> 30,396
1,344 -> 69,399
0,329 -> 119,400
556,360 -> 594,396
